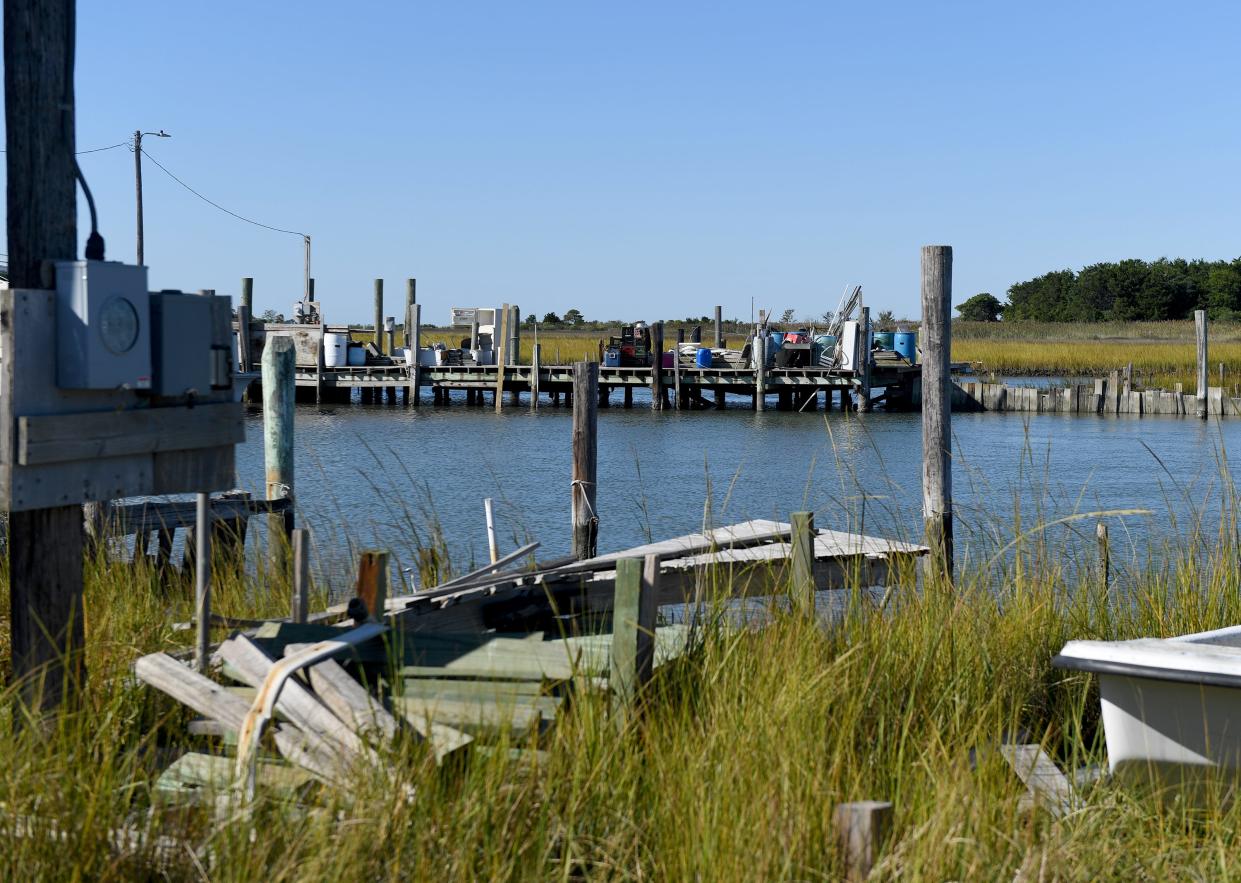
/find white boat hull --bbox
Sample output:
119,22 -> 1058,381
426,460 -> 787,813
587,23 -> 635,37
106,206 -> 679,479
1056,625 -> 1241,790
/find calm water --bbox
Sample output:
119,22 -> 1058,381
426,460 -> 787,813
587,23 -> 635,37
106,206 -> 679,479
229,394 -> 1241,580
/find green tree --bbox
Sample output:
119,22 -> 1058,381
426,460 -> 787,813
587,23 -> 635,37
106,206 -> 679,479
876,310 -> 896,331
779,308 -> 796,324
956,293 -> 1003,322
541,311 -> 562,325
1206,261 -> 1241,318
563,308 -> 584,326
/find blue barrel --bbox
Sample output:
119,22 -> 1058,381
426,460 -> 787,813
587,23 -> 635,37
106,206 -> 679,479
695,347 -> 713,368
603,346 -> 621,367
874,331 -> 895,351
768,332 -> 785,352
812,334 -> 836,366
893,331 -> 917,363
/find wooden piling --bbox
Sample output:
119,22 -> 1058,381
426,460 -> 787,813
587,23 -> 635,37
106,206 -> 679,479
509,306 -> 521,367
714,305 -> 723,348
409,303 -> 422,407
373,279 -> 384,352
858,306 -> 872,413
385,316 -> 395,357
674,345 -> 683,409
236,304 -> 252,374
572,362 -> 600,560
921,245 -> 953,584
790,511 -> 815,615
834,801 -> 893,881
194,493 -> 211,673
262,336 -> 296,573
5,0 -> 87,710
355,550 -> 389,622
1196,309 -> 1208,420
650,322 -> 665,411
494,303 -> 509,413
241,276 -> 254,313
292,528 -> 310,623
531,343 -> 541,409
755,334 -> 767,412
611,554 -> 659,715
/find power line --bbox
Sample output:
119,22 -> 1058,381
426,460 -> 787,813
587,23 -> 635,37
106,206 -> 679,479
0,141 -> 129,155
139,147 -> 306,238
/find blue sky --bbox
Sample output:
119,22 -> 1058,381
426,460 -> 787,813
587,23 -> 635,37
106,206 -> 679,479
9,1 -> 1241,324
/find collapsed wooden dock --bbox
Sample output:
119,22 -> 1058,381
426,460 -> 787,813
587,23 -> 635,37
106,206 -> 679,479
135,518 -> 927,798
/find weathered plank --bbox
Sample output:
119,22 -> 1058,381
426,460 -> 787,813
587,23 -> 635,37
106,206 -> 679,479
18,402 -> 244,466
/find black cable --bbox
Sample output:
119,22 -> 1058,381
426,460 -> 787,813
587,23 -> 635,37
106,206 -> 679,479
140,148 -> 306,238
0,142 -> 129,155
62,4 -> 104,260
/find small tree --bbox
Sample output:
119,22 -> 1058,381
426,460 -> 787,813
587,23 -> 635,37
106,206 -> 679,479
876,309 -> 896,331
956,293 -> 1003,322
563,308 -> 584,326
780,308 -> 796,324
259,308 -> 285,323
542,311 -> 561,326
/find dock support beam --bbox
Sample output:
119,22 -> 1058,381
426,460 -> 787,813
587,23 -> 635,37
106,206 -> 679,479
611,553 -> 659,717
790,511 -> 815,615
858,306 -> 872,413
835,801 -> 893,882
571,361 -> 599,559
714,305 -> 723,348
292,528 -> 310,623
1196,309 -> 1208,420
650,322 -> 665,411
408,303 -> 421,406
263,336 -> 297,576
921,245 -> 953,584
373,278 -> 384,352
755,334 -> 767,412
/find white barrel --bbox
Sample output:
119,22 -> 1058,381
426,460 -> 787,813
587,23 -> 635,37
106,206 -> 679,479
346,344 -> 366,366
323,332 -> 348,368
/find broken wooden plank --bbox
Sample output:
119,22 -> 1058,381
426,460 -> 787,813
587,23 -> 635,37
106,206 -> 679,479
393,694 -> 560,734
1000,743 -> 1077,818
155,752 -> 313,800
134,652 -> 250,732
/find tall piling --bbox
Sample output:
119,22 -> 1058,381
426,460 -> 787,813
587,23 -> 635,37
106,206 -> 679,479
921,245 -> 953,584
1196,309 -> 1208,420
714,305 -> 723,348
650,322 -> 665,410
373,279 -> 384,352
859,306 -> 872,413
572,361 -> 600,559
262,336 -> 296,573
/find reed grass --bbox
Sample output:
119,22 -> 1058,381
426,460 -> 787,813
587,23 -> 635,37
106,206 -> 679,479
3,489 -> 1241,879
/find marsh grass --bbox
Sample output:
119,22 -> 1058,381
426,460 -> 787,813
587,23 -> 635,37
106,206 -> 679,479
2,498 -> 1241,879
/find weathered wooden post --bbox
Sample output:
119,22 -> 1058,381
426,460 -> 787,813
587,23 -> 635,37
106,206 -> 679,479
572,361 -> 599,559
5,0 -> 87,709
1097,522 -> 1110,591
236,303 -> 252,375
355,550 -> 389,621
406,277 -> 416,309
509,306 -> 521,366
373,278 -> 384,353
611,553 -> 659,715
834,801 -> 893,881
385,316 -> 395,357
755,334 -> 767,412
790,511 -> 815,615
241,276 -> 254,313
262,336 -> 296,572
859,306 -> 873,413
194,492 -> 211,673
713,305 -> 723,348
484,497 -> 499,564
494,303 -> 509,413
650,322 -> 665,411
1196,309 -> 1208,420
921,245 -> 953,584
292,527 -> 310,623
408,303 -> 421,407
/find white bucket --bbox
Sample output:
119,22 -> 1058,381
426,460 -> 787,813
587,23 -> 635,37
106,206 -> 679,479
401,347 -> 415,367
471,348 -> 493,366
324,332 -> 348,368
346,345 -> 366,367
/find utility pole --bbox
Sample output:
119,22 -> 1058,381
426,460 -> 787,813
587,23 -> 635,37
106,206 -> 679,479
132,128 -> 168,265
303,234 -> 311,300
5,0 -> 84,710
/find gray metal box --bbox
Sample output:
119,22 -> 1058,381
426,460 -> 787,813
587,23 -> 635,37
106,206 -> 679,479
150,292 -> 212,397
54,261 -> 151,390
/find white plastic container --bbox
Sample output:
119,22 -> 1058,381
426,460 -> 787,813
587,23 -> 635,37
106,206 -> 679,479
323,332 -> 348,368
346,344 -> 366,367
401,347 -> 415,367
472,348 -> 494,366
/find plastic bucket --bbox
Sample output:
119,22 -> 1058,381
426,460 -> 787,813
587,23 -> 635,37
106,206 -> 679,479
893,332 -> 917,363
874,331 -> 895,351
346,345 -> 366,366
324,332 -> 348,368
695,347 -> 713,368
768,332 -> 785,351
603,347 -> 621,367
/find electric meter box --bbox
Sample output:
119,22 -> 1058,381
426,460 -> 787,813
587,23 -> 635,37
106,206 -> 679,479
150,292 -> 235,397
54,261 -> 152,390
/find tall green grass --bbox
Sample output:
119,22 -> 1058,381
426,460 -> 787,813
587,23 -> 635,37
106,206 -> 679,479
3,480 -> 1241,877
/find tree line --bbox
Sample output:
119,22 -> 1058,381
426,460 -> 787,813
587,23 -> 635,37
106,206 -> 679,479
974,257 -> 1241,322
